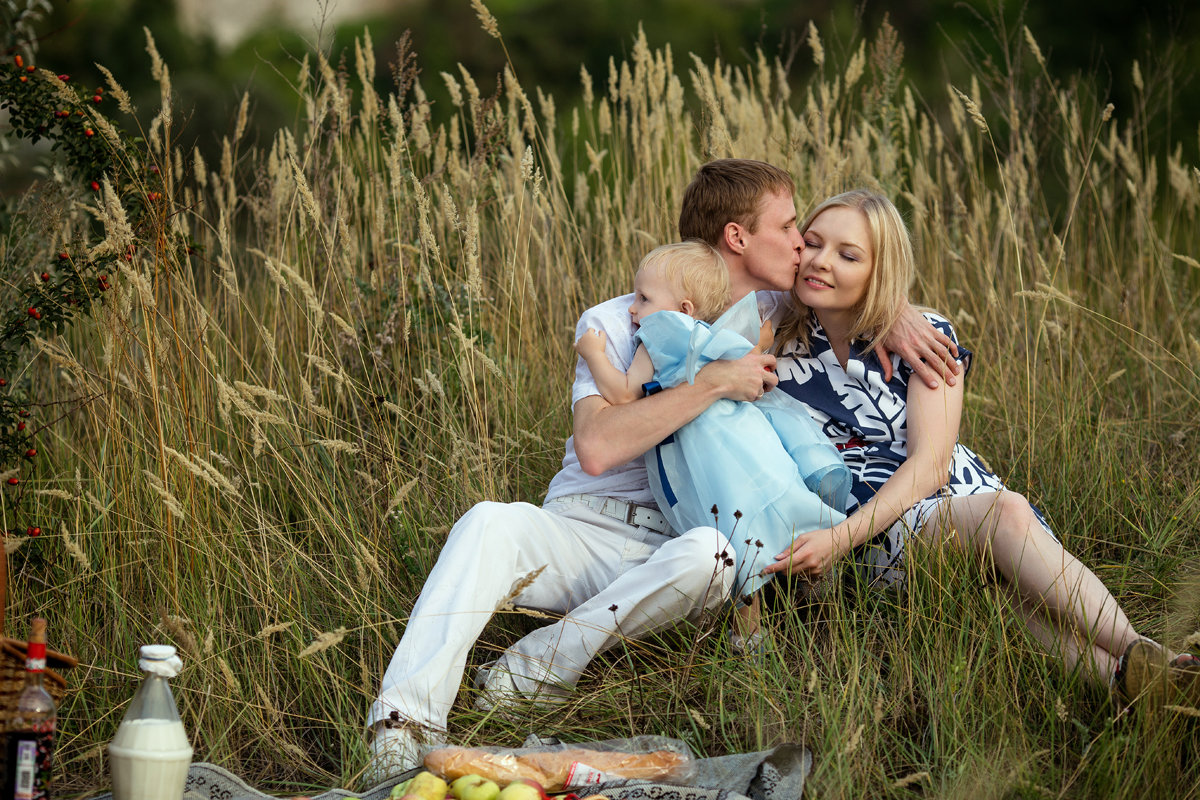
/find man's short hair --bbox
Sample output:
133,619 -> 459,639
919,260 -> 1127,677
678,159 -> 795,246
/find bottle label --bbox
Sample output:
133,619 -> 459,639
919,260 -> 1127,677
13,739 -> 36,799
5,730 -> 53,800
24,643 -> 45,674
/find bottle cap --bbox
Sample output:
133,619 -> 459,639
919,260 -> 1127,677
139,644 -> 178,661
138,644 -> 183,678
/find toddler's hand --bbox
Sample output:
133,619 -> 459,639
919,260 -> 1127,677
574,328 -> 607,358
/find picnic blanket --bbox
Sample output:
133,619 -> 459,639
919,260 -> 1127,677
84,736 -> 810,800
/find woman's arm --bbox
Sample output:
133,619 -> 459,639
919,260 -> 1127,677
763,375 -> 964,577
574,330 -> 655,405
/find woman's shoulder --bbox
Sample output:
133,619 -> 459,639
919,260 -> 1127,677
916,308 -> 958,342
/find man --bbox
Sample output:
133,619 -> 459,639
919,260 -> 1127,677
367,159 -> 957,780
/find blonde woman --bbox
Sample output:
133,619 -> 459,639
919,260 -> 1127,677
766,189 -> 1199,701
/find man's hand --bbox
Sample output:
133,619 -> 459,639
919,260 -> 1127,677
874,306 -> 960,388
762,525 -> 850,578
574,328 -> 607,360
695,350 -> 778,402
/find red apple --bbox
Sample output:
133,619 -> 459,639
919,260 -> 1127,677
496,778 -> 548,800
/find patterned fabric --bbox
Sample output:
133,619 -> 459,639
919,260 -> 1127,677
774,312 -> 1053,586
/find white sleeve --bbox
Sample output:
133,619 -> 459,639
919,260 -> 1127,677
570,295 -> 637,408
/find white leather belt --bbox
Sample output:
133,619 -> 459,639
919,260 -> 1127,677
550,493 -> 670,534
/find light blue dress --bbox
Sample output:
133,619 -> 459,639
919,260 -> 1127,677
637,293 -> 851,599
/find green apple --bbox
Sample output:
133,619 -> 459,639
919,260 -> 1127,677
406,771 -> 449,800
450,774 -> 501,800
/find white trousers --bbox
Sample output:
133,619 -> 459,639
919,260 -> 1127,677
369,497 -> 734,731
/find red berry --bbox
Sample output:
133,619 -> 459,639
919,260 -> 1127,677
25,65 -> 35,73
0,379 -> 6,386
19,76 -> 26,83
95,86 -> 103,93
17,410 -> 29,418
90,181 -> 100,191
16,423 -> 25,431
13,55 -> 22,68
84,128 -> 94,137
6,478 -> 18,486
25,449 -> 36,458
27,307 -> 39,319
58,252 -> 68,260
92,95 -> 102,104
40,272 -> 49,281
147,191 -> 160,202
57,74 -> 68,81
26,527 -> 40,537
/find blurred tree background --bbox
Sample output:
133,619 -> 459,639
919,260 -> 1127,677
4,0 -> 1200,193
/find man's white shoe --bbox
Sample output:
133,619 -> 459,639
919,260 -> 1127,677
364,720 -> 441,785
473,658 -> 569,714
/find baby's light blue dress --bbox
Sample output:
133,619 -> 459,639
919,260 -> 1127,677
637,293 -> 850,599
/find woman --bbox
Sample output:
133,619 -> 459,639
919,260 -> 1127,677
763,189 -> 1197,701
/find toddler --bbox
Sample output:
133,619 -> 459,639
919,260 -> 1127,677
575,241 -> 849,649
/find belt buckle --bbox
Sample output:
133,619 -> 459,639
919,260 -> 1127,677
622,502 -> 639,527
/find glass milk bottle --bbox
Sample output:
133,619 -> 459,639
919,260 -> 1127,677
108,645 -> 193,800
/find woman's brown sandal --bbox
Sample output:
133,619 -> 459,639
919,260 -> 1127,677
1113,640 -> 1200,708
1113,639 -> 1170,705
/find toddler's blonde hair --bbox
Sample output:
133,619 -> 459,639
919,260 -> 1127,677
639,241 -> 731,323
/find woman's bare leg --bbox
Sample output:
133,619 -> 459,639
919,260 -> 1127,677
999,583 -> 1121,685
921,491 -> 1141,676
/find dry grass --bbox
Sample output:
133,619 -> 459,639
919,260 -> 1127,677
3,14 -> 1199,799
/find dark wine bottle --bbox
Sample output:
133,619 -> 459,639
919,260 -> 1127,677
3,618 -> 55,800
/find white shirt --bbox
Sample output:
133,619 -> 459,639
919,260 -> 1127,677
544,294 -> 654,505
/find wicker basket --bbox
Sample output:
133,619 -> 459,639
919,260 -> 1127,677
0,541 -> 77,733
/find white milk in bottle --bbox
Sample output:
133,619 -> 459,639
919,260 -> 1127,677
108,645 -> 193,800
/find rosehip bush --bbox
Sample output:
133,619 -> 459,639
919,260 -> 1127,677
0,49 -> 184,536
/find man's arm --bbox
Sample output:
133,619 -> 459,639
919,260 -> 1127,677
874,304 -> 961,388
573,351 -> 778,475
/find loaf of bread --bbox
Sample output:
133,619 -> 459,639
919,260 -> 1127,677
424,745 -> 688,790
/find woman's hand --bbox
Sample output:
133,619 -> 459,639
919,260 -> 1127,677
763,525 -> 852,578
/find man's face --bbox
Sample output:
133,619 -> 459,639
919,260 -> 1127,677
739,190 -> 804,291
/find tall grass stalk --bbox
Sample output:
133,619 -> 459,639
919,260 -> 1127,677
3,16 -> 1198,798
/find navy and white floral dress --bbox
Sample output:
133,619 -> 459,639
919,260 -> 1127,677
774,312 -> 1053,587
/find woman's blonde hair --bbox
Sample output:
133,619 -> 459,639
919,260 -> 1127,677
775,189 -> 914,354
639,241 -> 731,323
